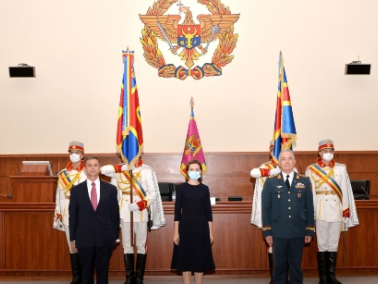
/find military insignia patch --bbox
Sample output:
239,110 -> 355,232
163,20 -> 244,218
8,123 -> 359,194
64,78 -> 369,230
140,0 -> 239,80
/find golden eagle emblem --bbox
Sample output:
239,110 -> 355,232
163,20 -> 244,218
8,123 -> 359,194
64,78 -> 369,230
140,0 -> 239,80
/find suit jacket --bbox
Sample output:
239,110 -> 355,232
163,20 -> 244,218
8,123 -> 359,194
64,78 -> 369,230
262,172 -> 315,239
69,179 -> 120,248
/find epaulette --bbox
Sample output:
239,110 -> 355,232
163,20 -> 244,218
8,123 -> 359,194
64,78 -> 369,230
56,168 -> 66,176
268,174 -> 279,178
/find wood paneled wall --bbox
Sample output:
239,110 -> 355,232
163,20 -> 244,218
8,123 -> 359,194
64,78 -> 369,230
1,151 -> 377,199
0,152 -> 377,277
0,201 -> 377,277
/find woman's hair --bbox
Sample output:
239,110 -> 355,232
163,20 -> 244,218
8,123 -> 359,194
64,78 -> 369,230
185,159 -> 203,183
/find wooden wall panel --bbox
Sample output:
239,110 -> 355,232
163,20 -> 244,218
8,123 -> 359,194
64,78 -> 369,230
0,200 -> 377,277
2,151 -> 376,199
0,212 -> 4,269
0,151 -> 377,277
4,212 -> 69,269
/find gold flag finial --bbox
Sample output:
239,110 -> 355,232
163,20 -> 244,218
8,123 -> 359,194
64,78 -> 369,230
190,97 -> 194,110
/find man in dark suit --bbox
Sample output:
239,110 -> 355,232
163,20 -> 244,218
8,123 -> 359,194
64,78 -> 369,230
69,156 -> 120,284
262,149 -> 315,284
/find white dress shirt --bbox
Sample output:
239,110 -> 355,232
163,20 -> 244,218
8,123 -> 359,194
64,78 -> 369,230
282,171 -> 295,187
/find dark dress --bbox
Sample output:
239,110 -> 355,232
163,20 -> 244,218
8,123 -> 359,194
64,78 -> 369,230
171,182 -> 215,272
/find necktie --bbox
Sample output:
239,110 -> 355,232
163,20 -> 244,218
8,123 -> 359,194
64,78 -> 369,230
285,175 -> 291,189
91,182 -> 97,210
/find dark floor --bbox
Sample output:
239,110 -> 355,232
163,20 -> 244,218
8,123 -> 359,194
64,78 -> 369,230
0,275 -> 377,284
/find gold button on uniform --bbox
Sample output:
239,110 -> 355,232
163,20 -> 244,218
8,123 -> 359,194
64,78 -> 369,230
288,191 -> 291,194
289,215 -> 291,218
288,207 -> 291,210
288,199 -> 291,202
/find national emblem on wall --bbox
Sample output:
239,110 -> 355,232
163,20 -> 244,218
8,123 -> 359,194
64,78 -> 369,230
140,0 -> 239,80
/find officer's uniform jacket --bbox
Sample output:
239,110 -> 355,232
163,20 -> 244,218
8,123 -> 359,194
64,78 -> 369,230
101,163 -> 166,229
251,159 -> 278,228
305,159 -> 359,230
262,172 -> 315,238
53,161 -> 86,231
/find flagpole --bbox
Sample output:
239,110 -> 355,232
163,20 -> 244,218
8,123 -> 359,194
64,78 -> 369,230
126,46 -> 134,247
130,168 -> 134,246
190,96 -> 194,111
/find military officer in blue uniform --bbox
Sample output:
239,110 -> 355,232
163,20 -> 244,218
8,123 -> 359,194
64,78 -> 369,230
262,149 -> 315,284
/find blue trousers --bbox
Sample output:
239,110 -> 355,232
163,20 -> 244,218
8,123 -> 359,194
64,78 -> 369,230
272,237 -> 305,284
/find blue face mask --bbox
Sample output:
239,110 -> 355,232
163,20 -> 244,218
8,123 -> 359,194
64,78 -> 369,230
188,171 -> 201,181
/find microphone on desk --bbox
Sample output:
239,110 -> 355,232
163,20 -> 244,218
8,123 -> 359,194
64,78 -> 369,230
360,186 -> 369,196
0,193 -> 12,199
210,192 -> 221,201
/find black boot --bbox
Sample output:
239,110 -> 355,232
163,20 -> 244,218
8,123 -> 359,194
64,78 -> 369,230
327,252 -> 342,284
268,252 -> 274,284
135,254 -> 147,284
317,252 -> 328,284
124,254 -> 135,284
70,253 -> 82,284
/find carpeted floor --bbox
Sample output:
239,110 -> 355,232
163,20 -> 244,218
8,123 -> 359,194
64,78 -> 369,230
1,276 -> 378,284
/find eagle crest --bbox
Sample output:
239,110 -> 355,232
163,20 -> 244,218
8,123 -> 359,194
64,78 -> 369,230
140,5 -> 239,68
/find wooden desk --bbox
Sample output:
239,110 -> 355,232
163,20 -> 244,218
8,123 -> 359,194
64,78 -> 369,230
0,200 -> 377,277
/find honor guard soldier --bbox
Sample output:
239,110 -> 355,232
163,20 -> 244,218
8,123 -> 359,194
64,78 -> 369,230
53,141 -> 86,284
250,141 -> 281,284
305,139 -> 359,284
262,149 -> 315,284
101,157 -> 165,284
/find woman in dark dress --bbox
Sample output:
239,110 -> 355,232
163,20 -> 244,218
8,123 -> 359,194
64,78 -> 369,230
171,159 -> 215,284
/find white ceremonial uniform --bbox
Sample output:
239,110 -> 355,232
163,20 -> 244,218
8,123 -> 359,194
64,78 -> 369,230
101,163 -> 165,254
251,160 -> 279,228
305,160 -> 359,251
53,161 -> 87,253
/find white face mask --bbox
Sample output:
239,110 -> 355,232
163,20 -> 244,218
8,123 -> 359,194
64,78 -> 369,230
70,153 -> 81,163
322,153 -> 334,161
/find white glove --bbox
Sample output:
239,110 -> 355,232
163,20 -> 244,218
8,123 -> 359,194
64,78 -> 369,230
269,167 -> 281,175
343,217 -> 349,224
121,164 -> 127,171
250,168 -> 261,178
128,203 -> 139,212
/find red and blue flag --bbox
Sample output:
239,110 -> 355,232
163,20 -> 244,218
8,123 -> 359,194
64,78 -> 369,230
116,50 -> 144,169
272,52 -> 297,162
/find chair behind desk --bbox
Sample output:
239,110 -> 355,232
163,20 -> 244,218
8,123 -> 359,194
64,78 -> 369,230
351,180 -> 370,200
158,182 -> 174,201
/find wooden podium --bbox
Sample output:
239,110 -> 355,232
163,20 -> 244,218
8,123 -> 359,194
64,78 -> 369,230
18,163 -> 51,176
9,162 -> 57,203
